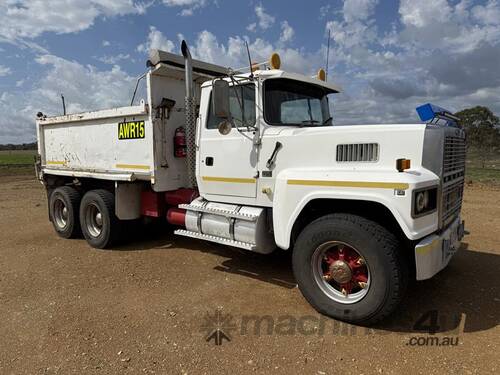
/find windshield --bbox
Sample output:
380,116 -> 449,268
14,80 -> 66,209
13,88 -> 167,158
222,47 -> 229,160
264,78 -> 332,126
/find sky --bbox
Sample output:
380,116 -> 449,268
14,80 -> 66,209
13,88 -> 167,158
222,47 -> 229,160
0,0 -> 499,144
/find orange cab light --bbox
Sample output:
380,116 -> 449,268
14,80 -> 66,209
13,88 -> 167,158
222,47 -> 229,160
396,158 -> 411,172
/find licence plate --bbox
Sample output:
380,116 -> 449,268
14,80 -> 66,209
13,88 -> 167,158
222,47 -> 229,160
442,220 -> 461,261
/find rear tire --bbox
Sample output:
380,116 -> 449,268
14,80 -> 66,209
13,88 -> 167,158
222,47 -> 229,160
79,189 -> 119,249
293,213 -> 408,325
49,186 -> 81,238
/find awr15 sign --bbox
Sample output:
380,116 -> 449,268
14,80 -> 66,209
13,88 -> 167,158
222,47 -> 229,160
118,121 -> 145,140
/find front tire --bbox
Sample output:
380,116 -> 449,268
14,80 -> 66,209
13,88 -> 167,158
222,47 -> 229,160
49,186 -> 81,238
293,213 -> 408,325
79,189 -> 119,249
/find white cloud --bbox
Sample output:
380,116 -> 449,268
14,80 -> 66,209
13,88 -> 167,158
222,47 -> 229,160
102,40 -> 111,47
97,53 -> 131,64
0,65 -> 12,76
255,5 -> 275,30
246,23 -> 257,33
137,26 -> 176,53
321,0 -> 500,125
279,21 -> 294,43
188,30 -> 321,75
343,0 -> 378,22
399,0 -> 451,28
326,19 -> 377,49
0,55 -> 137,143
0,1 -> 148,43
34,55 -> 135,111
162,0 -> 207,16
319,4 -> 331,18
397,0 -> 500,52
472,0 -> 500,25
325,0 -> 378,50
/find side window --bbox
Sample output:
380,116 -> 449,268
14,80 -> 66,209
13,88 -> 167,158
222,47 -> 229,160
207,84 -> 256,129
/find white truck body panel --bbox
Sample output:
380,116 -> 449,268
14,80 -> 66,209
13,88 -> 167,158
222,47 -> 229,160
37,103 -> 153,181
196,78 -> 441,248
36,51 -> 229,191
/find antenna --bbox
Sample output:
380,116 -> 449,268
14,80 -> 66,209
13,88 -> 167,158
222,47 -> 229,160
325,28 -> 331,82
61,94 -> 66,115
245,40 -> 253,79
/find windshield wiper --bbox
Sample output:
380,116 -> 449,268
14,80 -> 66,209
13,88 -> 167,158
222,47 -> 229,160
322,116 -> 333,125
301,120 -> 320,126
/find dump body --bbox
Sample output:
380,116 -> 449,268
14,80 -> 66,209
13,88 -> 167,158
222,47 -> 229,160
37,103 -> 152,182
36,50 -> 228,191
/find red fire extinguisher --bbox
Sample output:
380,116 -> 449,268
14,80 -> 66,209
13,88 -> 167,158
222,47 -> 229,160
174,126 -> 187,158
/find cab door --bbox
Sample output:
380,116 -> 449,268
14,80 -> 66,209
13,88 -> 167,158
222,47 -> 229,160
198,83 -> 258,198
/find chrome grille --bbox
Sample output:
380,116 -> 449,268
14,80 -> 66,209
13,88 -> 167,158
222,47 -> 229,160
441,134 -> 465,227
336,143 -> 379,162
442,178 -> 464,226
443,136 -> 466,182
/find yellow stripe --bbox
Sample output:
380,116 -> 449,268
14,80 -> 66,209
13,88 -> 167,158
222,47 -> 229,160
47,161 -> 66,166
416,239 -> 439,255
202,176 -> 256,184
116,163 -> 150,171
287,179 -> 409,190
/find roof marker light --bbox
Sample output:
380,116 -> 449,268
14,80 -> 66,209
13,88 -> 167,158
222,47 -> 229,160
317,68 -> 326,81
269,53 -> 281,69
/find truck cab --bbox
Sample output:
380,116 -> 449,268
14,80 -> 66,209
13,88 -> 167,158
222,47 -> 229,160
36,41 -> 465,325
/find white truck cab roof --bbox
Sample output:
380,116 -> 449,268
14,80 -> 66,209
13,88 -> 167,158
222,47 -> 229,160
199,69 -> 342,94
149,48 -> 342,93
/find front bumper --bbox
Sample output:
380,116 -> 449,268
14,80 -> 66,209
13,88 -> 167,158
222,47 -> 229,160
414,217 -> 465,280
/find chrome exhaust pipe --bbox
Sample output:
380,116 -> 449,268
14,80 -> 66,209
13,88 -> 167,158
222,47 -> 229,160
181,40 -> 194,99
181,40 -> 197,188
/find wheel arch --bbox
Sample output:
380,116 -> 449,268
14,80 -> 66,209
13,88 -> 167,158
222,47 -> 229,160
290,198 -> 410,250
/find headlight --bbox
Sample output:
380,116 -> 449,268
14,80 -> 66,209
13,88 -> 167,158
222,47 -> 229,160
412,187 -> 437,217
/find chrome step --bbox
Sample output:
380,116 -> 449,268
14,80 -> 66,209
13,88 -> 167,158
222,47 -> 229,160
178,204 -> 259,222
174,229 -> 256,251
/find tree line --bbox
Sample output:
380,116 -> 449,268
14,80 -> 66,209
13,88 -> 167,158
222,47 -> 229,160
0,142 -> 37,151
456,106 -> 500,168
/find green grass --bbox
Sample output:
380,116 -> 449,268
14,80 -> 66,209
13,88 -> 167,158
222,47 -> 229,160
465,148 -> 500,184
0,150 -> 37,166
465,167 -> 500,184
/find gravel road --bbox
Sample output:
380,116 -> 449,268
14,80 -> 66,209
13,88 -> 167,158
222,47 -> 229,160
0,174 -> 498,374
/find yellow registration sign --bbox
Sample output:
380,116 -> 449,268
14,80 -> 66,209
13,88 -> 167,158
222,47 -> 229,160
118,121 -> 145,140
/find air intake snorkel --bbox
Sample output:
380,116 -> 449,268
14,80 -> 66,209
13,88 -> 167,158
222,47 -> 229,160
181,40 -> 197,188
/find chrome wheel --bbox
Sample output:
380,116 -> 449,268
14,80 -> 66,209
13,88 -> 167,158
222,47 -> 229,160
311,241 -> 370,304
53,198 -> 68,229
85,203 -> 103,238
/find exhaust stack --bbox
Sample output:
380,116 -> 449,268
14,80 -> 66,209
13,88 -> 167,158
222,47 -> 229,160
181,40 -> 197,188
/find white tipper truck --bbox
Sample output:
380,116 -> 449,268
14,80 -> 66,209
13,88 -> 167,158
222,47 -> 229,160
35,41 -> 466,324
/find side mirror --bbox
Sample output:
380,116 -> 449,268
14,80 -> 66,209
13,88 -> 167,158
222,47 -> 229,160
217,120 -> 232,135
212,79 -> 230,118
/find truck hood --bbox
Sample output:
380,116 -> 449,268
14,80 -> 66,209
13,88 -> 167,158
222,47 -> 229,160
263,123 -> 428,172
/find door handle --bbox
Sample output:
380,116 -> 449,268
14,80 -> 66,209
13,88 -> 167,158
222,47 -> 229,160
205,156 -> 214,166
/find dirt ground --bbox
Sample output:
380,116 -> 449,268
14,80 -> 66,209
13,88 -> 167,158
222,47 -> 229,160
0,173 -> 498,375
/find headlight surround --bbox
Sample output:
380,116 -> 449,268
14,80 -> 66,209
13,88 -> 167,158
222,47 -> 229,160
412,187 -> 438,218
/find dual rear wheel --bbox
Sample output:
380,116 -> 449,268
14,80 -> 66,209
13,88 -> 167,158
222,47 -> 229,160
49,187 -> 118,249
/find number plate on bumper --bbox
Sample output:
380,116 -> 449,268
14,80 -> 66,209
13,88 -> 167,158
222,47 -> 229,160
414,218 -> 465,280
